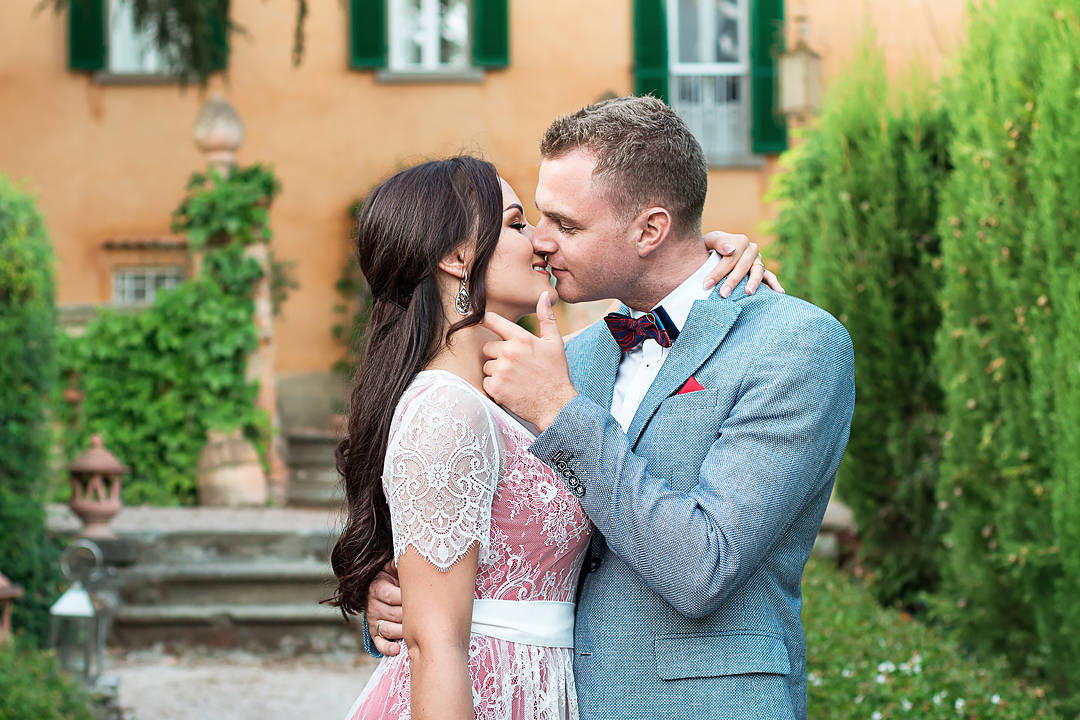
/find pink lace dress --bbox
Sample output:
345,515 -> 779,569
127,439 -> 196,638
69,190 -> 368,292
345,370 -> 594,720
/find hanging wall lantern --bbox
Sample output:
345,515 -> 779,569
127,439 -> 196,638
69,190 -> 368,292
50,540 -> 107,685
779,15 -> 823,119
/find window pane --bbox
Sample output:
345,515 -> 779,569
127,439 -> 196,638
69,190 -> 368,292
715,0 -> 740,63
675,0 -> 741,64
439,0 -> 469,67
108,0 -> 166,74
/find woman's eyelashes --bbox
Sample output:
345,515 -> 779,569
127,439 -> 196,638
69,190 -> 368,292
510,221 -> 527,232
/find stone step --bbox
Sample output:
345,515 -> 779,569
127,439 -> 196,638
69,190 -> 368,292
120,561 -> 337,607
285,430 -> 344,507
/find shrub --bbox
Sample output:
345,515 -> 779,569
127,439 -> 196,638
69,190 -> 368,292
803,557 -> 1060,719
769,42 -> 948,606
0,636 -> 93,720
935,0 -> 1080,706
0,176 -> 64,644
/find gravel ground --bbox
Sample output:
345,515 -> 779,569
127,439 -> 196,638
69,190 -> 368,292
108,649 -> 379,720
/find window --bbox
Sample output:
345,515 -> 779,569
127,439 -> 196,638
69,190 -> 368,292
112,266 -> 186,306
388,0 -> 470,72
106,0 -> 167,74
349,0 -> 508,75
667,0 -> 751,163
633,0 -> 787,161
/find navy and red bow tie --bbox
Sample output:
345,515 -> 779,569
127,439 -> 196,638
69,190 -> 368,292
604,307 -> 680,352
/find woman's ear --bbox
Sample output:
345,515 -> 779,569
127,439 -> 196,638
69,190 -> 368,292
437,250 -> 468,280
634,207 -> 674,258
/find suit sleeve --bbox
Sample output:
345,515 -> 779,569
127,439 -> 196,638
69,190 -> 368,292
530,315 -> 855,618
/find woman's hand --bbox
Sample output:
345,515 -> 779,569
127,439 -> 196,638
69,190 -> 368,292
702,231 -> 785,298
367,561 -> 404,656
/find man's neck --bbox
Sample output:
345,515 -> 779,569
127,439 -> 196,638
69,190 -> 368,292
622,244 -> 710,312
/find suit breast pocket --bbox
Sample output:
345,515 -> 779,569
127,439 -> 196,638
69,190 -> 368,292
638,390 -> 725,490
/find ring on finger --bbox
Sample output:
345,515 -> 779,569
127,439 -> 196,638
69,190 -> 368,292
375,619 -> 386,638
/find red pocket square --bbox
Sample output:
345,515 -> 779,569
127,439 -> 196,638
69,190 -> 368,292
677,376 -> 705,395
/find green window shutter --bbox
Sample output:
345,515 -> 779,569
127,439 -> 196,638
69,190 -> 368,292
750,0 -> 787,154
349,0 -> 387,69
208,0 -> 230,72
633,0 -> 668,101
472,0 -> 509,69
68,0 -> 106,72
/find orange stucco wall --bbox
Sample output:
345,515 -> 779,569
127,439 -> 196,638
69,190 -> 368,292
0,0 -> 965,374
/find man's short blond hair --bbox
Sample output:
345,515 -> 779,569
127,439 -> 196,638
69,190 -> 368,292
539,95 -> 707,238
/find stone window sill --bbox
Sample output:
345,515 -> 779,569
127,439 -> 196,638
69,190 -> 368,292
375,68 -> 486,84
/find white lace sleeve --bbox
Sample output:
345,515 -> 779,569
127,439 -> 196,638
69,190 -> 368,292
384,381 -> 502,571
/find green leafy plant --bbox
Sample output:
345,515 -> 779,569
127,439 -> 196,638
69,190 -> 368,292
803,557 -> 1060,719
0,637 -> 93,720
172,164 -> 280,249
0,175 -> 64,645
331,198 -> 374,378
934,0 -> 1080,707
769,40 -> 949,607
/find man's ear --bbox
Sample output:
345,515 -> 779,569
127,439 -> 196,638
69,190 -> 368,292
437,249 -> 469,280
634,207 -> 674,258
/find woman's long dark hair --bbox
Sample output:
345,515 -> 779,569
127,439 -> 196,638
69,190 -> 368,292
326,156 -> 503,618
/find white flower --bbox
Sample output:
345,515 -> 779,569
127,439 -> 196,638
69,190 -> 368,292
875,674 -> 888,685
878,661 -> 897,673
955,697 -> 966,712
855,695 -> 864,705
808,672 -> 823,687
933,691 -> 948,705
871,712 -> 883,720
842,668 -> 854,678
901,698 -> 913,711
991,694 -> 1001,705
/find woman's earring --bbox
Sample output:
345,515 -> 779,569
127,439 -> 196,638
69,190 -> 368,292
455,269 -> 471,315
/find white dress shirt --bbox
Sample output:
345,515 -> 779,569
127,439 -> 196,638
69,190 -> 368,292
610,252 -> 722,431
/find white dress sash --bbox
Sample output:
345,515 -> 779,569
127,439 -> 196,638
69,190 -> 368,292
471,599 -> 575,649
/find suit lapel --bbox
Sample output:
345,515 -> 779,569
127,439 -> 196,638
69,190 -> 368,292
569,311 -> 623,411
625,292 -> 740,449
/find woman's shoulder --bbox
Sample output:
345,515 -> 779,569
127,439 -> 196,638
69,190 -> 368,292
396,370 -> 500,436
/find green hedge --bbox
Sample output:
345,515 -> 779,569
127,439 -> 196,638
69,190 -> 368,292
0,637 -> 93,720
58,243 -> 268,505
0,176 -> 64,645
803,557 -> 1059,718
934,0 -> 1080,703
770,42 -> 948,606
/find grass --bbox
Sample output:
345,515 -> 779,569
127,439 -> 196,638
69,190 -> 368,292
802,557 -> 1062,719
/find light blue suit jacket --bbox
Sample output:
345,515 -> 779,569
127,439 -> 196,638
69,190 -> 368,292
529,278 -> 855,720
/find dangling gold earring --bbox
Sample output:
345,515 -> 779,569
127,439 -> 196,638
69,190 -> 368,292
455,269 -> 471,315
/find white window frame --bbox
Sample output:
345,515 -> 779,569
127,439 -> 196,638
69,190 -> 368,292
666,0 -> 755,165
111,266 -> 186,306
387,0 -> 472,73
106,0 -> 169,75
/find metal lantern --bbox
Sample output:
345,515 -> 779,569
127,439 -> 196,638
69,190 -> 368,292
50,540 -> 108,684
68,433 -> 127,540
0,571 -> 24,644
779,15 -> 823,119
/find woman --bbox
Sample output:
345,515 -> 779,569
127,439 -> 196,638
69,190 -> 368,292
328,156 -> 779,720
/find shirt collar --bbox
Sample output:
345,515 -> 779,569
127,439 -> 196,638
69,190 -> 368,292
630,251 -> 721,332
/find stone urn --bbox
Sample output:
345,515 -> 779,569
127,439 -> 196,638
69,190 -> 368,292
68,434 -> 126,540
196,428 -> 268,507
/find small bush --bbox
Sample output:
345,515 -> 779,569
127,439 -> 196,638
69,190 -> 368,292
770,41 -> 948,606
0,176 -> 64,644
0,636 -> 93,720
803,558 -> 1060,718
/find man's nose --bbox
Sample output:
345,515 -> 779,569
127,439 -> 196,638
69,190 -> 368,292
530,221 -> 558,255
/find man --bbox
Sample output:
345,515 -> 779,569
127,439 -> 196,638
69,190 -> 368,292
369,96 -> 855,720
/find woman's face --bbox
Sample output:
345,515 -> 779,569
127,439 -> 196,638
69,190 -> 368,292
482,178 -> 559,320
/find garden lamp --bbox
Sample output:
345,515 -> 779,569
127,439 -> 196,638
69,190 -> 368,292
779,15 -> 822,119
50,539 -> 107,685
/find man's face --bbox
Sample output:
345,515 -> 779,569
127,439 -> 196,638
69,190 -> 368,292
532,149 -> 637,304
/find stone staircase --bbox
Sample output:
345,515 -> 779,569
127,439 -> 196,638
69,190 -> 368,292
47,506 -> 361,653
